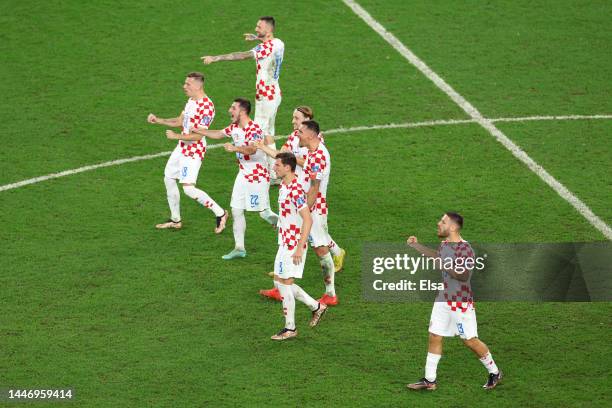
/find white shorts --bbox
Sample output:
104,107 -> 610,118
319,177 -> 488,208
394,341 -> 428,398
274,245 -> 308,279
429,301 -> 479,340
308,212 -> 332,248
255,97 -> 281,136
164,146 -> 202,184
230,173 -> 270,211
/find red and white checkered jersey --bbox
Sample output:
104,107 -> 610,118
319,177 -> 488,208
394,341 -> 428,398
223,121 -> 269,183
436,240 -> 475,312
302,142 -> 330,215
251,38 -> 284,101
283,131 -> 326,191
179,96 -> 215,159
277,176 -> 308,250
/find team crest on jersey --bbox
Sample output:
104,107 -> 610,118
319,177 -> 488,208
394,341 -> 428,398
296,196 -> 306,207
201,116 -> 212,126
312,164 -> 320,172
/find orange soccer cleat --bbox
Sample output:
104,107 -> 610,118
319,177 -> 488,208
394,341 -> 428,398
259,287 -> 282,301
318,294 -> 338,306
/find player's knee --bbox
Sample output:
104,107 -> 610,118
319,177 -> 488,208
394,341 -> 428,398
428,332 -> 443,342
182,185 -> 197,199
315,246 -> 329,257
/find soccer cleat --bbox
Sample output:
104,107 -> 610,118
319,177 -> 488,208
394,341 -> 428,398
318,294 -> 339,306
271,328 -> 297,341
333,248 -> 346,272
155,219 -> 182,229
407,378 -> 437,391
221,249 -> 247,260
259,287 -> 282,301
309,303 -> 328,327
483,371 -> 503,390
214,210 -> 229,234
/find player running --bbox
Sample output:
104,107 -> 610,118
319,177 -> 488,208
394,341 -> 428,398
269,152 -> 327,341
195,98 -> 278,260
257,108 -> 346,301
406,212 -> 503,391
201,16 -> 284,182
147,72 -> 228,233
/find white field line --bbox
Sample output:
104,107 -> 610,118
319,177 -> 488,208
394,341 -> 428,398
342,0 -> 612,240
1,114 -> 611,194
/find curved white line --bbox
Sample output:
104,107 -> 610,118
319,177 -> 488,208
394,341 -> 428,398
0,114 -> 611,193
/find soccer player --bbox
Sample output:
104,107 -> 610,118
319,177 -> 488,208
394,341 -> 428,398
201,16 -> 284,181
257,108 -> 346,301
296,120 -> 339,306
406,212 -> 503,391
269,152 -> 327,341
195,98 -> 278,260
147,72 -> 228,233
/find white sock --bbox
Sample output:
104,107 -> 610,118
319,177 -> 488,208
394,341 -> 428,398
320,252 -> 336,297
425,352 -> 442,382
277,283 -> 296,330
183,185 -> 224,217
259,208 -> 279,225
479,351 -> 499,374
328,239 -> 342,257
164,177 -> 181,222
232,207 -> 246,251
291,284 -> 318,311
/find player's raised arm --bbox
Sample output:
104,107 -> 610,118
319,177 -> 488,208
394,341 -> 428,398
193,128 -> 227,139
201,51 -> 253,65
406,236 -> 438,258
165,130 -> 202,142
224,142 -> 257,155
255,138 -> 279,158
147,112 -> 183,128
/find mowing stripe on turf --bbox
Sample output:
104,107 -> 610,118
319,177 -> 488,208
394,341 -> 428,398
1,114 -> 611,195
343,0 -> 612,240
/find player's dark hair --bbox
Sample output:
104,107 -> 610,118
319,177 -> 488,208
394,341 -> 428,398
301,120 -> 320,135
276,152 -> 296,172
445,212 -> 464,229
187,72 -> 205,84
233,98 -> 251,115
259,16 -> 275,30
296,106 -> 313,120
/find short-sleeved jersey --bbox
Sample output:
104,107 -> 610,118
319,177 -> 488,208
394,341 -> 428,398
223,120 -> 269,183
436,240 -> 476,312
283,131 -> 326,191
251,38 -> 284,101
277,177 -> 308,250
179,97 -> 215,159
302,142 -> 331,215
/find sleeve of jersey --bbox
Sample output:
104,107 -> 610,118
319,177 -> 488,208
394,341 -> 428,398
246,128 -> 264,145
252,42 -> 273,60
454,244 -> 475,274
310,152 -> 327,180
191,106 -> 215,131
292,189 -> 308,212
222,125 -> 234,137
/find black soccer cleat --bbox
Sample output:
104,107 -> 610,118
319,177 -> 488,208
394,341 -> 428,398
483,370 -> 503,390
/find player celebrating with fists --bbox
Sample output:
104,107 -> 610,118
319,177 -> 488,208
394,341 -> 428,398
406,212 -> 502,391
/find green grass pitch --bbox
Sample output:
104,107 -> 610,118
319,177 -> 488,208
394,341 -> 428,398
1,1 -> 611,406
